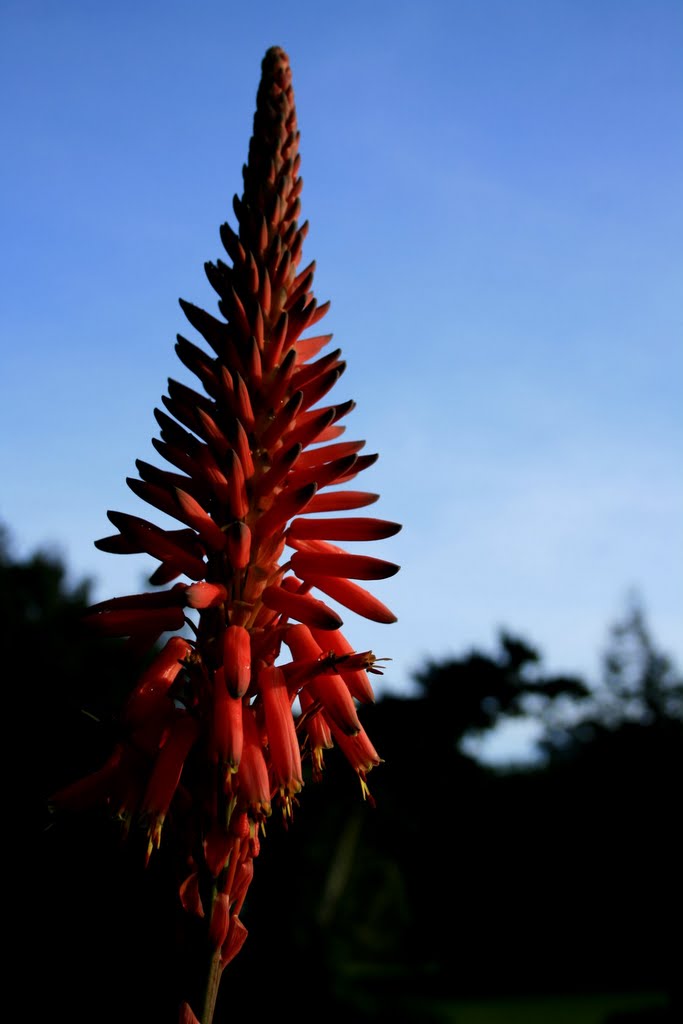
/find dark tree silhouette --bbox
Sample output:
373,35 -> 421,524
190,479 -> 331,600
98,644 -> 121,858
599,596 -> 683,725
0,527 -> 136,815
4,530 -> 180,1024
540,596 -> 683,762
15,527 -> 679,1020
413,630 -> 590,753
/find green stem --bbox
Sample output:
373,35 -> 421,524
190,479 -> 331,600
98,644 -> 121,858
200,949 -> 223,1024
199,869 -> 223,1024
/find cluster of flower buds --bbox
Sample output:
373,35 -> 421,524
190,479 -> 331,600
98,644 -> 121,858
53,46 -> 399,999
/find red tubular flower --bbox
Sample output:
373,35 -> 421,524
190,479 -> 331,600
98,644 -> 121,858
284,622 -> 362,735
299,688 -> 333,782
208,891 -> 231,951
179,870 -> 205,918
57,46 -> 400,1022
287,515 -> 401,542
326,721 -> 383,804
229,857 -> 254,918
309,627 -> 379,703
220,915 -> 249,968
222,624 -> 252,698
237,705 -> 272,818
290,550 -> 400,581
50,745 -> 127,813
299,573 -> 398,624
141,712 -> 200,862
210,668 -> 243,772
261,579 -> 342,630
258,664 -> 303,804
125,636 -> 192,726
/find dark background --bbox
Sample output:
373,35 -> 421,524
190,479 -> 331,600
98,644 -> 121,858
18,527 -> 680,1023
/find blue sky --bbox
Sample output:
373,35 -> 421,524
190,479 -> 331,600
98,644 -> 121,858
2,2 -> 682,745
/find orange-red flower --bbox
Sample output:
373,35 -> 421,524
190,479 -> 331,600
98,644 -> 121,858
54,45 -> 399,1023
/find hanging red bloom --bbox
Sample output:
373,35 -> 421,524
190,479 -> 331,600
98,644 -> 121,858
54,46 -> 400,1024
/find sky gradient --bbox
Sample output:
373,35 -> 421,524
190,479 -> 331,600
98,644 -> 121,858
2,1 -> 682,757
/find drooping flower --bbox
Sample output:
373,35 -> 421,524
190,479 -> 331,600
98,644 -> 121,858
53,46 -> 400,1023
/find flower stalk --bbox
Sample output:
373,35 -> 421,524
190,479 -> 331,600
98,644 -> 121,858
53,45 -> 399,1023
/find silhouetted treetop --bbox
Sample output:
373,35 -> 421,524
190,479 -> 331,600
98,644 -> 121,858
412,630 -> 590,750
600,595 -> 683,725
539,596 -> 682,765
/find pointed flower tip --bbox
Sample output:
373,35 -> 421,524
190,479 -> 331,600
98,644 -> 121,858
179,871 -> 205,918
179,1002 -> 200,1024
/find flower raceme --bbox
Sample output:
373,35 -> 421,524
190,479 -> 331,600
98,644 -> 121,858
52,46 -> 399,1018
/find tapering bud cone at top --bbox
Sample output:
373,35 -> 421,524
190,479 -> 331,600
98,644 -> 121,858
54,45 -> 400,984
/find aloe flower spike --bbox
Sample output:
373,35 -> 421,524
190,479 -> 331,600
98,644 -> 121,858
54,46 -> 400,1024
